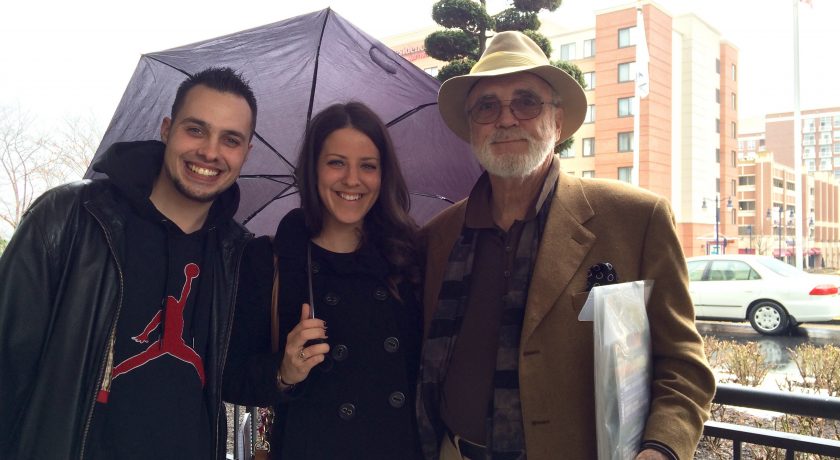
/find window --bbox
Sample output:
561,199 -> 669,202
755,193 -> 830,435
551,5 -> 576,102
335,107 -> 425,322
731,92 -> 737,109
585,104 -> 595,123
731,64 -> 737,81
739,201 -> 756,211
731,179 -> 737,195
833,157 -> 840,167
582,137 -> 595,156
803,133 -> 816,145
709,261 -> 755,282
748,140 -> 756,150
715,58 -> 721,74
583,39 -> 596,58
806,159 -> 816,172
804,119 -> 816,133
715,89 -> 720,103
424,67 -> 439,77
618,97 -> 634,117
835,115 -> 840,128
583,71 -> 595,90
716,119 -> 720,134
819,145 -> 832,157
786,181 -> 795,191
835,142 -> 840,154
618,62 -> 636,82
618,166 -> 632,183
820,158 -> 832,171
559,147 -> 574,158
773,178 -> 784,188
819,132 -> 832,144
582,170 -> 595,178
716,178 -> 720,193
820,116 -> 832,131
804,146 -> 815,158
618,132 -> 634,152
739,176 -> 755,186
731,121 -> 737,139
560,43 -> 576,61
715,148 -> 720,163
618,26 -> 636,48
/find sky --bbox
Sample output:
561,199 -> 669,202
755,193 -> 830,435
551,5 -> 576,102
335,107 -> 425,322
1,0 -> 838,135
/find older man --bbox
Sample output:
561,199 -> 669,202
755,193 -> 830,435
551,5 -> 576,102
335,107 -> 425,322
417,32 -> 715,460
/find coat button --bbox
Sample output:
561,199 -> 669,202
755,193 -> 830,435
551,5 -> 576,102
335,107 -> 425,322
338,403 -> 356,421
373,287 -> 388,301
384,337 -> 400,353
324,292 -> 340,306
332,344 -> 349,361
388,391 -> 406,408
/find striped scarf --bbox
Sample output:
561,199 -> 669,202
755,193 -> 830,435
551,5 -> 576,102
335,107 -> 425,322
416,192 -> 552,460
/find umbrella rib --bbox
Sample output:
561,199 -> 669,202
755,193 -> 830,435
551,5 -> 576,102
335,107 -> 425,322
409,191 -> 454,204
238,174 -> 296,182
143,55 -> 295,169
304,9 -> 333,127
386,103 -> 438,127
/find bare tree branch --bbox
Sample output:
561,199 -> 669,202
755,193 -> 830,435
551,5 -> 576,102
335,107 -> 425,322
0,106 -> 97,234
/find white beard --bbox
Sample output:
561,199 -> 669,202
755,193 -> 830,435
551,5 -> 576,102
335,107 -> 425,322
471,115 -> 557,178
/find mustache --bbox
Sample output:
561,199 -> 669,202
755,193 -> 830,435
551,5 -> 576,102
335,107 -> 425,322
488,127 -> 533,143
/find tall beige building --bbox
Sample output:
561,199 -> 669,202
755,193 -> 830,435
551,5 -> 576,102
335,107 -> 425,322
538,2 -> 739,257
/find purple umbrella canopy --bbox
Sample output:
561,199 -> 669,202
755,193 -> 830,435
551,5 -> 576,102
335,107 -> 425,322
86,8 -> 481,236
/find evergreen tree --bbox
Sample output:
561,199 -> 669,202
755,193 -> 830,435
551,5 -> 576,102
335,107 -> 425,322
425,0 -> 562,81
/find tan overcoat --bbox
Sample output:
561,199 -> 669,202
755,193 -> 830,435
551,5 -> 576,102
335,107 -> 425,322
422,172 -> 715,460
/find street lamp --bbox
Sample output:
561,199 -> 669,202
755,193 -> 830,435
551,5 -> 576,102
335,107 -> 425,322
766,206 -> 795,262
747,224 -> 753,254
702,195 -> 733,254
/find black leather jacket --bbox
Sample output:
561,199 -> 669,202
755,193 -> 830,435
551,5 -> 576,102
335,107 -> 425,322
0,161 -> 251,459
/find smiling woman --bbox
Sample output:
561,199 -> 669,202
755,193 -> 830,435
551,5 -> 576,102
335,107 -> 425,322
223,102 -> 424,459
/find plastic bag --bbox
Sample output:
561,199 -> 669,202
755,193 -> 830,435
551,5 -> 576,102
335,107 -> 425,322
579,280 -> 653,460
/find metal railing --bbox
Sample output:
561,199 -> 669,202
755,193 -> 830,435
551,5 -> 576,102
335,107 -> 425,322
229,384 -> 840,459
704,383 -> 840,459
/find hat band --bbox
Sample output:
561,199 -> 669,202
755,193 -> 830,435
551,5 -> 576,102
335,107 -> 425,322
470,51 -> 550,75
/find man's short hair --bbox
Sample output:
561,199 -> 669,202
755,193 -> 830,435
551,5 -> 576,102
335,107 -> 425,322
170,67 -> 258,136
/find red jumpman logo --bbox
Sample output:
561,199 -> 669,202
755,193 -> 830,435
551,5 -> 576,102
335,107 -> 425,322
111,263 -> 206,386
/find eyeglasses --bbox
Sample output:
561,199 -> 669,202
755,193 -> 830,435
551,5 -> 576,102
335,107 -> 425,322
468,95 -> 557,124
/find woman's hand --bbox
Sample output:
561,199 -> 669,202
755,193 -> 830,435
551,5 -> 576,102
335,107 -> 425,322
277,303 -> 329,388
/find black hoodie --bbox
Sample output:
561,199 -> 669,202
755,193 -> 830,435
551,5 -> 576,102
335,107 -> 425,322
85,140 -> 240,460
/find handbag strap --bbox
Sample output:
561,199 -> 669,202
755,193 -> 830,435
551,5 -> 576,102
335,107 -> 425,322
270,254 -> 280,354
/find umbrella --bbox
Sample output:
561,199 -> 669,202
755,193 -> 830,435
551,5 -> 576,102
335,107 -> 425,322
86,8 -> 481,236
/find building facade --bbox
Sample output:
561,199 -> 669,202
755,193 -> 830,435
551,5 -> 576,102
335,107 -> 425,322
542,3 -> 739,258
737,110 -> 840,267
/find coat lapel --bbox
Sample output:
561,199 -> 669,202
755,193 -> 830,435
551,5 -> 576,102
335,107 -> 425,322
521,173 -> 596,345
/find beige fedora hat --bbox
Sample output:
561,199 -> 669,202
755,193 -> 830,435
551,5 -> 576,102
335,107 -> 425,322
437,31 -> 587,144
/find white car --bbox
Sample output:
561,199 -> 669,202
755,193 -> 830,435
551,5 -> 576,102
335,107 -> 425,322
686,255 -> 840,335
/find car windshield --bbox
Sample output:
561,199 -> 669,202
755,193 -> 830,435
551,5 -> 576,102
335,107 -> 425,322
754,257 -> 805,277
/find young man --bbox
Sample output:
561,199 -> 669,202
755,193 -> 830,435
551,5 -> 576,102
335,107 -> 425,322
417,32 -> 715,460
0,67 -> 257,459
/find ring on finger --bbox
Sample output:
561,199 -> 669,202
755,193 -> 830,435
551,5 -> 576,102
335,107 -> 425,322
298,349 -> 306,360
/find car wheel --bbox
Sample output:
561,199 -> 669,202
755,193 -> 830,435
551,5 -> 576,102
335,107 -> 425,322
748,301 -> 789,335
